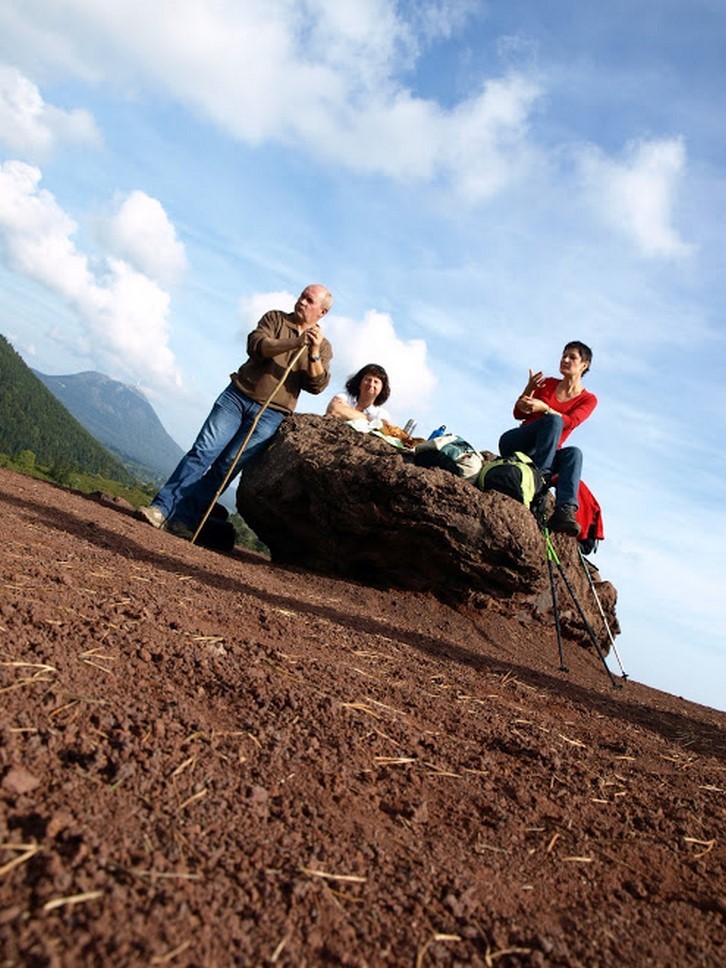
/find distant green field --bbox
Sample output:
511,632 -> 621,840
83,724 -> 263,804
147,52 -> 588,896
0,452 -> 269,555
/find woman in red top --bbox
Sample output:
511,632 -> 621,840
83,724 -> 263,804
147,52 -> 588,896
498,341 -> 596,536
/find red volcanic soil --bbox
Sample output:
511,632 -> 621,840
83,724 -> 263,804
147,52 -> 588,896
0,468 -> 723,966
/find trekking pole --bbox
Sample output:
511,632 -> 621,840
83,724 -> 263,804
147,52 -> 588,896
577,547 -> 628,679
191,344 -> 307,545
545,531 -> 620,688
545,529 -> 567,671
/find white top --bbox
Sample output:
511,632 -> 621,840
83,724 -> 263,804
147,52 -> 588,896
333,392 -> 392,424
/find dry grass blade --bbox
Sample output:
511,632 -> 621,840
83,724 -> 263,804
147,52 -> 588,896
558,734 -> 587,748
270,936 -> 288,963
369,724 -> 398,744
352,666 -> 376,679
474,839 -> 509,854
170,755 -> 197,778
299,866 -> 366,883
177,788 -> 208,812
485,945 -> 534,965
0,671 -> 54,695
80,658 -> 116,676
183,731 -> 206,743
416,933 -> 462,967
150,940 -> 191,964
339,701 -> 382,719
135,870 -> 202,881
684,836 -> 716,858
374,756 -> 416,766
0,842 -> 41,876
1,660 -> 57,672
563,856 -> 594,863
365,697 -> 406,716
43,890 -> 103,912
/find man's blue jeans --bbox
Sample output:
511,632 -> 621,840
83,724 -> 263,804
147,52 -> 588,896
498,413 -> 581,507
152,383 -> 284,528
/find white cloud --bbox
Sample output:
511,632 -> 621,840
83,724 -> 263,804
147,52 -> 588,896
95,190 -> 187,287
0,160 -> 181,388
412,1 -> 479,43
0,63 -> 100,159
323,309 -> 436,421
0,1 -> 542,199
578,137 -> 694,259
303,0 -> 416,81
442,74 -> 541,199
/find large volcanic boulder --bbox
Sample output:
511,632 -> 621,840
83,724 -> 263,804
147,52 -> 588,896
237,414 -> 618,646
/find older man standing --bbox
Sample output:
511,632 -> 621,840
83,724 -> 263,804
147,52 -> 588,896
139,283 -> 333,537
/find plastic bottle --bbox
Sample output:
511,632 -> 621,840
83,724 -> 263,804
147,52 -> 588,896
428,425 -> 446,440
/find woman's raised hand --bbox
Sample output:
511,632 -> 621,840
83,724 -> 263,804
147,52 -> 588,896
523,368 -> 544,395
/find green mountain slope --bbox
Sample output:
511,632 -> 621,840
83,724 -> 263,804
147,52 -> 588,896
0,335 -> 133,484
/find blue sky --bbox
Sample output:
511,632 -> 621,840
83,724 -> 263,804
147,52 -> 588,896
0,1 -> 723,710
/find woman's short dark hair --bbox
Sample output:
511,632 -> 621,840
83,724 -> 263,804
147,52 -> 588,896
345,363 -> 391,406
564,341 -> 593,374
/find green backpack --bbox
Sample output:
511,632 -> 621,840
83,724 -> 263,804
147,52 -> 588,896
412,434 -> 483,483
477,451 -> 546,509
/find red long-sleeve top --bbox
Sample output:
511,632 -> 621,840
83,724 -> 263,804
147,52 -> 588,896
514,377 -> 597,447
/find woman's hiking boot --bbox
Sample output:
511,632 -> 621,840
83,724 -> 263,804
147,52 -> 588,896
547,503 -> 581,537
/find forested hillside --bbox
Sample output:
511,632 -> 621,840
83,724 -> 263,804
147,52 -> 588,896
0,335 -> 133,484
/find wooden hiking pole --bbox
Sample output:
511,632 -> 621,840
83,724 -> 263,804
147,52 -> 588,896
191,343 -> 307,545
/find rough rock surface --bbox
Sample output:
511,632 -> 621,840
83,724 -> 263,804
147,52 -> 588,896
1,468 -> 724,967
238,414 -> 618,650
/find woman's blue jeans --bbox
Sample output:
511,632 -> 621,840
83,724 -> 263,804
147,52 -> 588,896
498,413 -> 582,507
152,383 -> 284,528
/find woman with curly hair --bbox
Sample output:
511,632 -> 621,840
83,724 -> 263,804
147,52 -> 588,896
326,363 -> 393,424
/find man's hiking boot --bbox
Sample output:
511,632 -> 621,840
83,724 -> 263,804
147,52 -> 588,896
165,519 -> 194,540
547,503 -> 581,537
137,505 -> 166,528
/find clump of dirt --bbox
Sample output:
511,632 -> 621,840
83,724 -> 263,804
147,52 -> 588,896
0,468 -> 723,966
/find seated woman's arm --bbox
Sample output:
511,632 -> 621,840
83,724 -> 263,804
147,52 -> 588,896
513,369 -> 545,419
325,394 -> 368,422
